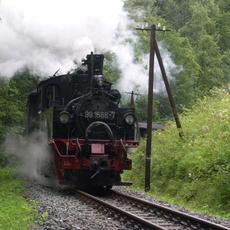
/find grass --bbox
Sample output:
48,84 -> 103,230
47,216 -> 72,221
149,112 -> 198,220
0,167 -> 35,230
124,88 -> 230,219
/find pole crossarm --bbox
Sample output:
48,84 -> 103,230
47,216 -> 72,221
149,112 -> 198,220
136,27 -> 170,32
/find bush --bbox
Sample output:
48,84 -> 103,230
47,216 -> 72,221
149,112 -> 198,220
124,88 -> 230,217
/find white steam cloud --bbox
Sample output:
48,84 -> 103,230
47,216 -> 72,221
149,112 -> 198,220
4,131 -> 53,185
116,42 -> 182,93
0,0 -> 129,76
0,0 -> 180,93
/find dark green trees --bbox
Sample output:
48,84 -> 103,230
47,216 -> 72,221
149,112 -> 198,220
123,0 -> 229,119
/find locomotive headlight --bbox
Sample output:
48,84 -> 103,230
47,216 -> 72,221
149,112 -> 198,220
59,111 -> 70,124
125,114 -> 135,125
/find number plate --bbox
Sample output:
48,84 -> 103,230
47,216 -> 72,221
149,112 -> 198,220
85,111 -> 115,120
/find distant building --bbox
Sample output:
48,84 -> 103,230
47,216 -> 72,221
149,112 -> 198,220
138,122 -> 164,137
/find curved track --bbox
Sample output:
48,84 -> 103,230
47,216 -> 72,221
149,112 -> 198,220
76,189 -> 229,230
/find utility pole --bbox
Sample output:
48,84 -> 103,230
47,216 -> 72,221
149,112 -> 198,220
136,24 -> 183,192
145,25 -> 155,192
137,25 -> 155,192
124,91 -> 142,110
131,91 -> 135,110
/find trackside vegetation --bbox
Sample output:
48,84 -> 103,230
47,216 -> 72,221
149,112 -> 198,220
0,71 -> 39,230
0,167 -> 35,230
124,89 -> 230,218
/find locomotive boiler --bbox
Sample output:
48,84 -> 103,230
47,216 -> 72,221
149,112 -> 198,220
27,53 -> 139,189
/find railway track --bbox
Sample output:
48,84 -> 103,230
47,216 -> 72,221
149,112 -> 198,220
76,189 -> 229,230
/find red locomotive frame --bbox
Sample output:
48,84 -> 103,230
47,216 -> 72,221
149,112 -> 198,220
49,138 -> 139,186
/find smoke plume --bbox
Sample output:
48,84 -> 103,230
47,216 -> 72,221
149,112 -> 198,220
0,0 -> 130,76
116,42 -> 183,93
4,131 -> 53,185
0,0 -> 180,93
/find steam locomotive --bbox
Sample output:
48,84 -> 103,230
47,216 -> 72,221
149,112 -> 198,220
27,53 -> 139,188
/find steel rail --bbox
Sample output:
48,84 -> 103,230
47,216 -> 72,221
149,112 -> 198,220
76,189 -> 229,230
76,189 -> 166,230
112,190 -> 230,230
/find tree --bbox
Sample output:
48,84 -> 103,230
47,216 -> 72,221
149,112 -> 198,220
11,69 -> 40,103
103,52 -> 121,84
156,0 -> 193,30
0,70 -> 40,143
196,35 -> 224,91
124,0 -> 157,22
162,33 -> 200,107
216,12 -> 230,51
0,81 -> 23,142
179,3 -> 216,45
222,50 -> 230,86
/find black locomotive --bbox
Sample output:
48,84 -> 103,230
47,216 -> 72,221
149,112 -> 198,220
27,53 -> 139,188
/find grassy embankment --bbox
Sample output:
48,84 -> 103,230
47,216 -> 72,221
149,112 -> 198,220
124,89 -> 230,218
0,167 -> 35,230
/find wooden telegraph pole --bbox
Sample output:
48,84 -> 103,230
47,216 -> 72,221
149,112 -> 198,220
136,24 -> 183,192
145,25 -> 155,192
136,25 -> 155,192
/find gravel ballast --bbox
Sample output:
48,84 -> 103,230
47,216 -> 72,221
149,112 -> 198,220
26,183 -> 125,230
26,183 -> 230,230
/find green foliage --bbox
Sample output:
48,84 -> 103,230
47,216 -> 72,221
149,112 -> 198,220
103,52 -> 121,84
196,35 -> 224,91
222,50 -> 230,84
38,212 -> 49,225
179,1 -> 218,42
135,95 -> 160,121
0,167 -> 35,229
124,0 -> 230,118
0,70 -> 38,134
0,71 -> 40,228
217,12 -> 230,50
11,69 -> 40,103
156,0 -> 193,30
0,70 -> 39,165
0,81 -> 24,142
218,0 -> 230,12
124,0 -> 157,22
162,33 -> 200,107
124,89 -> 230,217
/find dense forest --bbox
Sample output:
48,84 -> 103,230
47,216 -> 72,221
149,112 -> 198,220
124,0 -> 230,119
